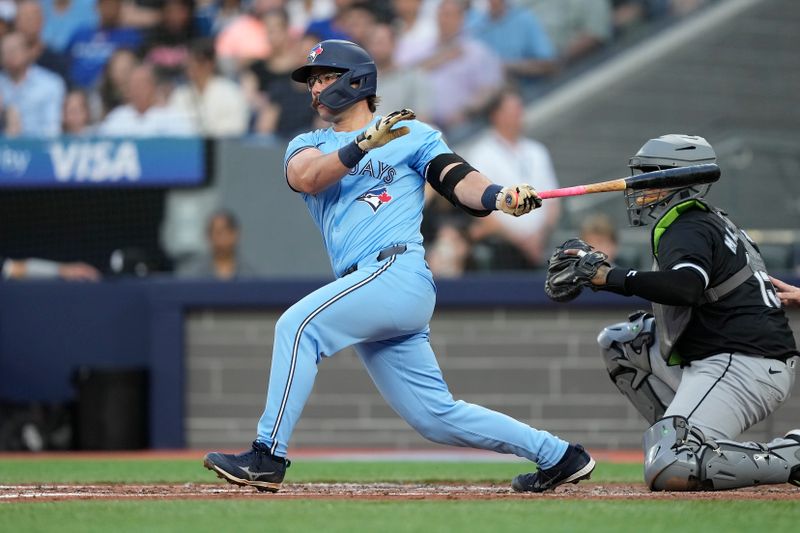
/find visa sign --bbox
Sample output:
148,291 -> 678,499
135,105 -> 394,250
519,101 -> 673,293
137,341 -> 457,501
0,137 -> 205,188
48,140 -> 141,183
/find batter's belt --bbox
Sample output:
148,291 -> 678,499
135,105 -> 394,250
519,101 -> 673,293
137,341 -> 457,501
342,244 -> 408,276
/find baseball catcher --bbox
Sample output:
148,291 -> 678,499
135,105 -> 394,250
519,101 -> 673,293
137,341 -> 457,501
547,134 -> 800,491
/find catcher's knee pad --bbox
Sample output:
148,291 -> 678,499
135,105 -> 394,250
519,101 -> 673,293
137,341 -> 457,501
644,417 -> 800,491
598,311 -> 671,424
643,416 -> 704,491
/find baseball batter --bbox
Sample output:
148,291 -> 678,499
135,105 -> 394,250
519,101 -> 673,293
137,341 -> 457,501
204,39 -> 595,493
545,134 -> 800,491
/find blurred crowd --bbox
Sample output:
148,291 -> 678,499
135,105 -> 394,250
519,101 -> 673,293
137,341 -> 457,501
0,0 -> 711,140
0,0 -> 712,280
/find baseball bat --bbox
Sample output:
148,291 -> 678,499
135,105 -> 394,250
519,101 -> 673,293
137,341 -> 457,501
537,163 -> 720,199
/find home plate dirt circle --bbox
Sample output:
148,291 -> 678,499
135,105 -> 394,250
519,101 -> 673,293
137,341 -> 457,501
1,483 -> 798,502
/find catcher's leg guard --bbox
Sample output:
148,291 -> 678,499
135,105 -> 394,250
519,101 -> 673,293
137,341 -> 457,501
644,416 -> 800,491
643,416 -> 704,490
598,311 -> 677,425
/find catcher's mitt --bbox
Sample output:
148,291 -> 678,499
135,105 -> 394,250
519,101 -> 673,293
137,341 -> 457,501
545,238 -> 609,303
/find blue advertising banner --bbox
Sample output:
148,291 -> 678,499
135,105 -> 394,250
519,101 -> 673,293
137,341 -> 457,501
0,137 -> 206,187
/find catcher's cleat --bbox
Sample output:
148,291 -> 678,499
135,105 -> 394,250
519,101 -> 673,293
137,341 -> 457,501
512,444 -> 595,493
204,441 -> 290,493
785,430 -> 800,487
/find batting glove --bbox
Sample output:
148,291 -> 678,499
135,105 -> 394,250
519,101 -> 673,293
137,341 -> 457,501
497,184 -> 542,216
356,109 -> 416,152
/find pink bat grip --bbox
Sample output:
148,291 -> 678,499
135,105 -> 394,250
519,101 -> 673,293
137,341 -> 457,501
538,185 -> 587,199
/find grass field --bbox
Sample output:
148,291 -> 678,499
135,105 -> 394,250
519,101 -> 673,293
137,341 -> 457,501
1,456 -> 797,532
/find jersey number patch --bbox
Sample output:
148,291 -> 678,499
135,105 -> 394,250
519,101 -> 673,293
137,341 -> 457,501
755,270 -> 781,308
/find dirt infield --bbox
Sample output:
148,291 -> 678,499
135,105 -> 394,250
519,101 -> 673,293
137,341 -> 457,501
2,482 -> 798,502
1,451 -> 797,502
0,449 -> 644,463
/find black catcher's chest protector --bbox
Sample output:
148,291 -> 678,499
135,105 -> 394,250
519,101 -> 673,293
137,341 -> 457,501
650,201 -> 764,364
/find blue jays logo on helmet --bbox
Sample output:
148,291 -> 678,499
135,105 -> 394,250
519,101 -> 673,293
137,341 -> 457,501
307,44 -> 323,63
356,186 -> 392,213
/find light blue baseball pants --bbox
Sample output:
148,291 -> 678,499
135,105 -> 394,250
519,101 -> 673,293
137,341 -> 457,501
256,243 -> 568,467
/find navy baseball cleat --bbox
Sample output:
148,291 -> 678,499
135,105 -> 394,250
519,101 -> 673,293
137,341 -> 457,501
512,444 -> 595,493
203,441 -> 290,493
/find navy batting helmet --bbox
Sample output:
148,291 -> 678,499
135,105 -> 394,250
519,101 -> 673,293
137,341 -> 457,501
291,39 -> 377,112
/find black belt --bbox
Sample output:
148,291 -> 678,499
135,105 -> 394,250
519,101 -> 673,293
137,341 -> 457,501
342,244 -> 407,276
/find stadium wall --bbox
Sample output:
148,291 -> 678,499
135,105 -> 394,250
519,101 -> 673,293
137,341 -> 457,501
2,278 -> 799,450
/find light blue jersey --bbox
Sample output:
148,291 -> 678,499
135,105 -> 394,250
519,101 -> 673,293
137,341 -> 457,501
255,114 -> 569,469
285,118 -> 450,276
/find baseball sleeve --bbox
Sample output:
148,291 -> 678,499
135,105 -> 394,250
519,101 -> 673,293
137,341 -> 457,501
409,122 -> 452,178
284,131 -> 317,190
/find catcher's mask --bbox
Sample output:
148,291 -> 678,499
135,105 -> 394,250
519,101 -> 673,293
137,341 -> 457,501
625,134 -> 716,226
291,39 -> 377,112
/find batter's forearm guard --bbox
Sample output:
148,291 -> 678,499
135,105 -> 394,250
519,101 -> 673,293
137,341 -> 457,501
426,152 -> 491,217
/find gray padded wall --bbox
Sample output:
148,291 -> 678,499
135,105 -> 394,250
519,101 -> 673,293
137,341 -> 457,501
185,307 -> 800,451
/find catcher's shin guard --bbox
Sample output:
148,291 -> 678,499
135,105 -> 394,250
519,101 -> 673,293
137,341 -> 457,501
644,416 -> 800,491
598,311 -> 674,424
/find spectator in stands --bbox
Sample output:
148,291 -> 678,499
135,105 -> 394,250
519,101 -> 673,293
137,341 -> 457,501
244,8 -> 300,94
523,0 -> 613,65
143,0 -> 197,85
0,93 -> 22,137
366,23 -> 431,122
611,0 -> 644,35
392,0 -> 437,68
97,47 -> 138,118
468,0 -> 557,82
467,87 -> 560,268
611,0 -> 669,36
0,1 -> 15,41
1,256 -> 100,281
245,9 -> 316,139
169,38 -> 248,137
119,0 -> 163,29
41,0 -> 98,53
579,212 -> 619,262
62,89 -> 96,135
0,32 -> 66,137
422,181 -> 474,278
66,0 -> 143,89
99,62 -> 195,136
15,0 -> 70,83
177,209 -> 257,279
195,0 -> 243,37
281,0 -> 323,34
304,0 -> 355,42
426,221 -> 472,278
337,2 -> 376,47
420,0 -> 504,130
215,0 -> 280,77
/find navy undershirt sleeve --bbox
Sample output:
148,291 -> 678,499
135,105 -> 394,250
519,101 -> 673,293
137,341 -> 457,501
604,267 -> 706,306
